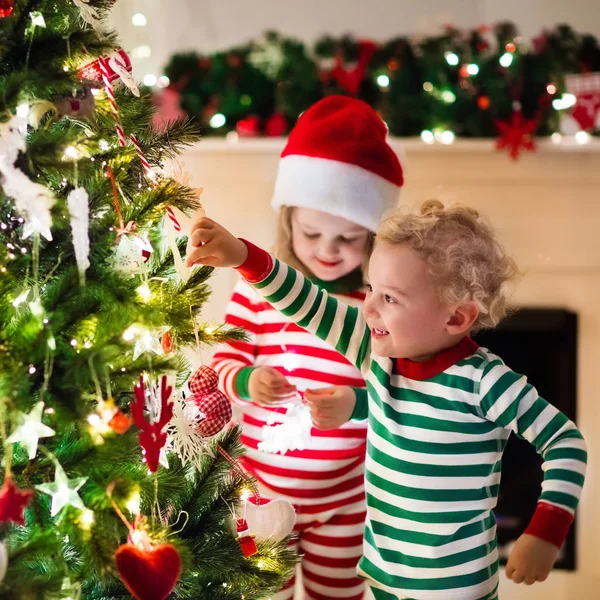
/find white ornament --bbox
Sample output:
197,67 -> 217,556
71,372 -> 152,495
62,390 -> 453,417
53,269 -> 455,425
72,0 -> 105,33
257,401 -> 312,455
67,187 -> 90,281
0,542 -> 7,585
109,235 -> 148,277
36,462 -> 87,517
7,401 -> 56,460
244,499 -> 296,542
0,115 -> 56,240
132,329 -> 165,361
108,53 -> 140,97
166,394 -> 212,467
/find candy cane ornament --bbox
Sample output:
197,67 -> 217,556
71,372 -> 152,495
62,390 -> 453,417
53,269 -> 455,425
129,134 -> 182,232
100,59 -> 126,147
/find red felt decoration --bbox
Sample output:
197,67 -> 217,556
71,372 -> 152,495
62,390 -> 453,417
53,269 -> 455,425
566,72 -> 600,131
236,518 -> 258,557
116,541 -> 181,600
331,40 -> 378,95
0,476 -> 34,525
0,0 -> 14,18
191,390 -> 232,437
265,112 -> 287,137
130,376 -> 173,472
188,365 -> 219,396
236,115 -> 261,137
495,109 -> 538,160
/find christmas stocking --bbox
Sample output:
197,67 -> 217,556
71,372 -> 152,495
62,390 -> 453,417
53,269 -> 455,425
566,72 -> 600,131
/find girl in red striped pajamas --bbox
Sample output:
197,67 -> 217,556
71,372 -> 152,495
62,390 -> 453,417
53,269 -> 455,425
211,97 -> 404,600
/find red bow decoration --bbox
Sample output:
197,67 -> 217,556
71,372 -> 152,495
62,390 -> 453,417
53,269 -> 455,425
131,376 -> 173,473
332,40 -> 378,96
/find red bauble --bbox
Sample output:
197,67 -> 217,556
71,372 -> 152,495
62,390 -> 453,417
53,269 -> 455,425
116,542 -> 181,600
0,476 -> 34,525
108,408 -> 131,434
0,0 -> 14,18
188,365 -> 219,396
478,96 -> 490,110
495,109 -> 538,160
236,115 -> 261,137
265,113 -> 287,137
191,390 -> 232,437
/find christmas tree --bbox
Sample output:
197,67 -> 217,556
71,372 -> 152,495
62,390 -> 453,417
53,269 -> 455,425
0,1 -> 296,598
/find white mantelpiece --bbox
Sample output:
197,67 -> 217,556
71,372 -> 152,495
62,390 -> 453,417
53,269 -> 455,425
180,139 -> 599,600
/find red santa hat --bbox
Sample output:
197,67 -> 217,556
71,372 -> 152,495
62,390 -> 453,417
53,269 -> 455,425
271,96 -> 403,232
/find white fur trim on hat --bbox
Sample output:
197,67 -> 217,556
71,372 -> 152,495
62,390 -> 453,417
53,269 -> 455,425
271,155 -> 400,232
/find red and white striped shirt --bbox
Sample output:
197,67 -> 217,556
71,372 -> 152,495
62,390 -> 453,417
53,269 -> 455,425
211,279 -> 368,505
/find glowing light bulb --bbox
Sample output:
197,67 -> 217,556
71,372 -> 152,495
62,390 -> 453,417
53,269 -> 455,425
209,113 -> 226,128
445,52 -> 459,66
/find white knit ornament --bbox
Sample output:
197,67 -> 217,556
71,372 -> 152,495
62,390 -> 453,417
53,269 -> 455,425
67,187 -> 90,282
258,401 -> 312,455
244,499 -> 296,542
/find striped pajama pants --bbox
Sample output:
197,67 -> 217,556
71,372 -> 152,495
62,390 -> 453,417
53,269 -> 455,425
267,490 -> 367,600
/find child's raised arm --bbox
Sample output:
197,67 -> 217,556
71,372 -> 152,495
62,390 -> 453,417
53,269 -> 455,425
186,217 -> 372,375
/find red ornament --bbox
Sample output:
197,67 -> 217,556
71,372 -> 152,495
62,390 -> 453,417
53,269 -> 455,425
495,109 -> 538,160
130,376 -> 173,472
108,408 -> 131,435
189,365 -> 219,396
505,42 -> 517,53
161,331 -> 174,354
459,64 -> 470,78
236,518 -> 258,557
387,58 -> 400,71
478,96 -> 490,110
0,0 -> 14,18
116,540 -> 181,600
265,113 -> 287,137
0,476 -> 34,525
79,49 -> 132,83
191,390 -> 232,437
236,115 -> 261,137
228,55 -> 242,68
332,40 -> 378,96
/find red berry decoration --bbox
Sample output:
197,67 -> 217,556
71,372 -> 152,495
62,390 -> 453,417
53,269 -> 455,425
0,0 -> 14,18
188,365 -> 219,396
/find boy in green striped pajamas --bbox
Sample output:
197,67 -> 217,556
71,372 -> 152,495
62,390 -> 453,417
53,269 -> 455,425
186,199 -> 586,600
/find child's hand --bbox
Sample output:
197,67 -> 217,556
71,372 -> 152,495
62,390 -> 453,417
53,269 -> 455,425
248,367 -> 297,406
505,534 -> 559,585
185,217 -> 248,268
304,386 -> 356,430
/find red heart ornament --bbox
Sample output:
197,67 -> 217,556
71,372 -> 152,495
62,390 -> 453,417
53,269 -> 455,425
191,390 -> 232,437
116,542 -> 181,600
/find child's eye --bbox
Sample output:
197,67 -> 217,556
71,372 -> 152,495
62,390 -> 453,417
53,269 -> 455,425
384,294 -> 397,304
366,284 -> 373,292
303,232 -> 320,240
339,236 -> 358,244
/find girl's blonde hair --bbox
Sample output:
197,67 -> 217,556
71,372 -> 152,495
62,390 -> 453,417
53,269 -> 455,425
272,206 -> 374,279
376,200 -> 520,330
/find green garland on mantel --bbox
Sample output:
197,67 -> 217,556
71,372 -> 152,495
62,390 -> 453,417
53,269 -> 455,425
160,23 -> 600,144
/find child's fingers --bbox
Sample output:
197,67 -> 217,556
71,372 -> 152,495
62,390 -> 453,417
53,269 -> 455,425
190,225 -> 215,248
189,217 -> 214,237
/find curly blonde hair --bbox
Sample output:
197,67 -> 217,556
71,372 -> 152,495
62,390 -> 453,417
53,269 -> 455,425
376,200 -> 520,330
272,206 -> 374,279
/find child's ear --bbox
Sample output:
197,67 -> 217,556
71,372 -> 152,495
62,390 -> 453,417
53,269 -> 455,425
446,302 -> 479,335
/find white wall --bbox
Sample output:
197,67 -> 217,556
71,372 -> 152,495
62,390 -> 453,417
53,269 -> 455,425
109,0 -> 600,87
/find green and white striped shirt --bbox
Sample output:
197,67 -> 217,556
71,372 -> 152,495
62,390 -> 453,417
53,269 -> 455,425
237,242 -> 587,600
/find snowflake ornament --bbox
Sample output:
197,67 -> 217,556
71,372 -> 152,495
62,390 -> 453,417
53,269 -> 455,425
258,401 -> 313,455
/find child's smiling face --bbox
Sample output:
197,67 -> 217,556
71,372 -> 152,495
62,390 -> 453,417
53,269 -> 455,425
291,208 -> 370,281
363,242 -> 475,360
